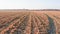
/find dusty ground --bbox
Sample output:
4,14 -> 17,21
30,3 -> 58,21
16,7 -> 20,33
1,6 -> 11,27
0,10 -> 60,34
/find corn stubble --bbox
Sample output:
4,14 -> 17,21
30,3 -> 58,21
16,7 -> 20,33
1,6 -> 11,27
0,11 -> 60,34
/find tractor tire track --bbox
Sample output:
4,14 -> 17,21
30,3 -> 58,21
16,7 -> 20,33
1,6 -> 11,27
45,14 -> 56,34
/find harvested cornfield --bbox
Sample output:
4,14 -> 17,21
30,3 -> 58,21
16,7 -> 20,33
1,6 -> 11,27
0,11 -> 60,34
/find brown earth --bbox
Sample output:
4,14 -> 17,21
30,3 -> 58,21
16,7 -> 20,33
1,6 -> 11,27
0,10 -> 60,34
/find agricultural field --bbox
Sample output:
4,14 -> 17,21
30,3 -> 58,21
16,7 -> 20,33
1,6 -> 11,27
0,10 -> 60,34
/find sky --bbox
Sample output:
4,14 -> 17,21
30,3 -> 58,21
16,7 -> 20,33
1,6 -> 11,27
0,0 -> 60,9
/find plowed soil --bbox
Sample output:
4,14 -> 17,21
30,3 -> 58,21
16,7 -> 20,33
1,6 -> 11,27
0,11 -> 60,34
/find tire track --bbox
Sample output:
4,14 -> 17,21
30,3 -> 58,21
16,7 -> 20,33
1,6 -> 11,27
46,14 -> 60,34
45,14 -> 56,34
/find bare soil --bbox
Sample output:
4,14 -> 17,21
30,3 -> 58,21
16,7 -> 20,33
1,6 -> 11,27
0,10 -> 60,34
